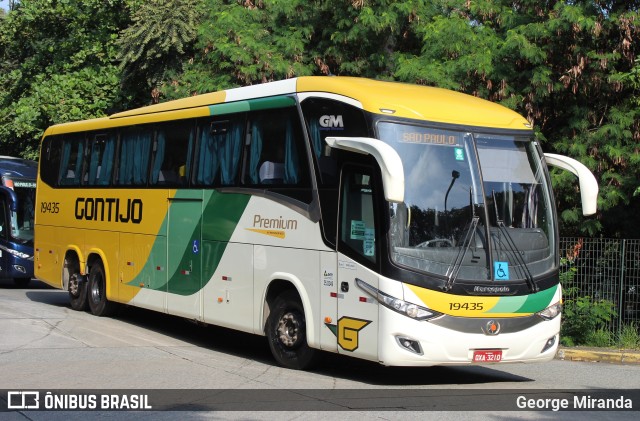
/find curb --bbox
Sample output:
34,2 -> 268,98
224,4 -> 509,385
556,347 -> 640,365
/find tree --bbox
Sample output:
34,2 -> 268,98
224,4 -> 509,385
394,0 -> 640,237
0,0 -> 637,238
159,0 -> 430,99
117,0 -> 203,106
0,0 -> 129,158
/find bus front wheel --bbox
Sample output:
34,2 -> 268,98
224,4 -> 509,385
87,261 -> 118,317
267,290 -> 319,370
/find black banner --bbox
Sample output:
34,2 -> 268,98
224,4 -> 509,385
1,389 -> 639,412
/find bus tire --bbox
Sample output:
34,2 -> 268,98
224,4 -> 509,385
68,273 -> 88,311
267,290 -> 320,370
87,261 -> 118,317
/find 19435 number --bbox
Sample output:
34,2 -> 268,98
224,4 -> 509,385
40,202 -> 60,214
449,302 -> 484,311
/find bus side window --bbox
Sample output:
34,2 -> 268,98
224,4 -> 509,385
152,120 -> 195,187
59,134 -> 86,186
86,133 -> 116,186
116,127 -> 152,186
40,136 -> 62,187
245,107 -> 308,186
195,117 -> 243,187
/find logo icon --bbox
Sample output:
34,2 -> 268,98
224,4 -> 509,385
319,115 -> 344,129
325,316 -> 371,351
485,320 -> 501,336
7,391 -> 40,409
494,261 -> 510,280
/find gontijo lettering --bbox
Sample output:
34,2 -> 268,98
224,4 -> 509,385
75,197 -> 143,224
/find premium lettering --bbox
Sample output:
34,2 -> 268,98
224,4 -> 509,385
253,214 -> 297,230
75,197 -> 143,224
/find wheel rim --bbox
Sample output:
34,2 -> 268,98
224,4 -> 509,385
69,274 -> 79,297
276,311 -> 303,348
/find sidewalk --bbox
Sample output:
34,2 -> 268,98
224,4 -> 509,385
556,346 -> 640,365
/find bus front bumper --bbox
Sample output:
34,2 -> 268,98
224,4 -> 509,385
377,306 -> 560,366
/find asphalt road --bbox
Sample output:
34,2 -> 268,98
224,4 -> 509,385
0,278 -> 638,420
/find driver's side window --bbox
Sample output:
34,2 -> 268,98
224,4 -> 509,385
339,167 -> 377,266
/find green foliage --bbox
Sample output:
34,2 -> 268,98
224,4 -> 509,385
0,67 -> 120,159
585,328 -> 613,347
0,0 -> 638,238
0,0 -> 128,158
617,323 -> 640,349
559,256 -> 619,347
395,0 -> 640,238
561,296 -> 616,346
159,0 -> 431,99
558,257 -> 577,293
117,0 -> 203,105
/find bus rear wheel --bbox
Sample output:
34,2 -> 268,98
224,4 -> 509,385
87,261 -> 118,317
266,290 -> 319,370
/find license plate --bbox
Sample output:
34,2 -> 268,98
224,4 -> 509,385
472,350 -> 503,363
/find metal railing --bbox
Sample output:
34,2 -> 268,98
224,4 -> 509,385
559,237 -> 640,335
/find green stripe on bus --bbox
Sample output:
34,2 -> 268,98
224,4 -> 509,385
247,95 -> 295,110
516,284 -> 558,313
126,191 -> 250,296
209,95 -> 295,116
485,294 -> 528,314
209,102 -> 250,115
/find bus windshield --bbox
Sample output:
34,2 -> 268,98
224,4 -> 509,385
11,182 -> 36,242
378,122 -> 556,284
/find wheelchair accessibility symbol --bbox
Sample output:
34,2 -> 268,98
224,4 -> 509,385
494,261 -> 510,280
193,240 -> 199,254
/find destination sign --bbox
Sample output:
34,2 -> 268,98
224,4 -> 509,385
13,181 -> 36,188
378,122 -> 464,146
400,130 -> 463,146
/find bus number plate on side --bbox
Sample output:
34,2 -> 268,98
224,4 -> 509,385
472,350 -> 502,363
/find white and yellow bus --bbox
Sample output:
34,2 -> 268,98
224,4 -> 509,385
35,77 -> 598,369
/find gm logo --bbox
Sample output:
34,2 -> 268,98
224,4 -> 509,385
319,115 -> 344,129
7,391 -> 40,409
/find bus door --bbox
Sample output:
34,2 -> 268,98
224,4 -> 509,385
167,190 -> 203,320
335,166 -> 379,362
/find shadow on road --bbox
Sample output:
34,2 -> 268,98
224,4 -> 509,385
0,277 -> 54,290
20,279 -> 533,387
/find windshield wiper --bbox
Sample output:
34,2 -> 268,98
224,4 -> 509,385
444,187 -> 480,291
491,190 -> 537,293
444,215 -> 479,291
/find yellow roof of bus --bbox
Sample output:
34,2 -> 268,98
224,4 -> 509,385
43,76 -> 530,136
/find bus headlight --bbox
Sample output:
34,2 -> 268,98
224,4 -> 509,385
6,248 -> 31,260
356,278 -> 442,321
537,302 -> 562,320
